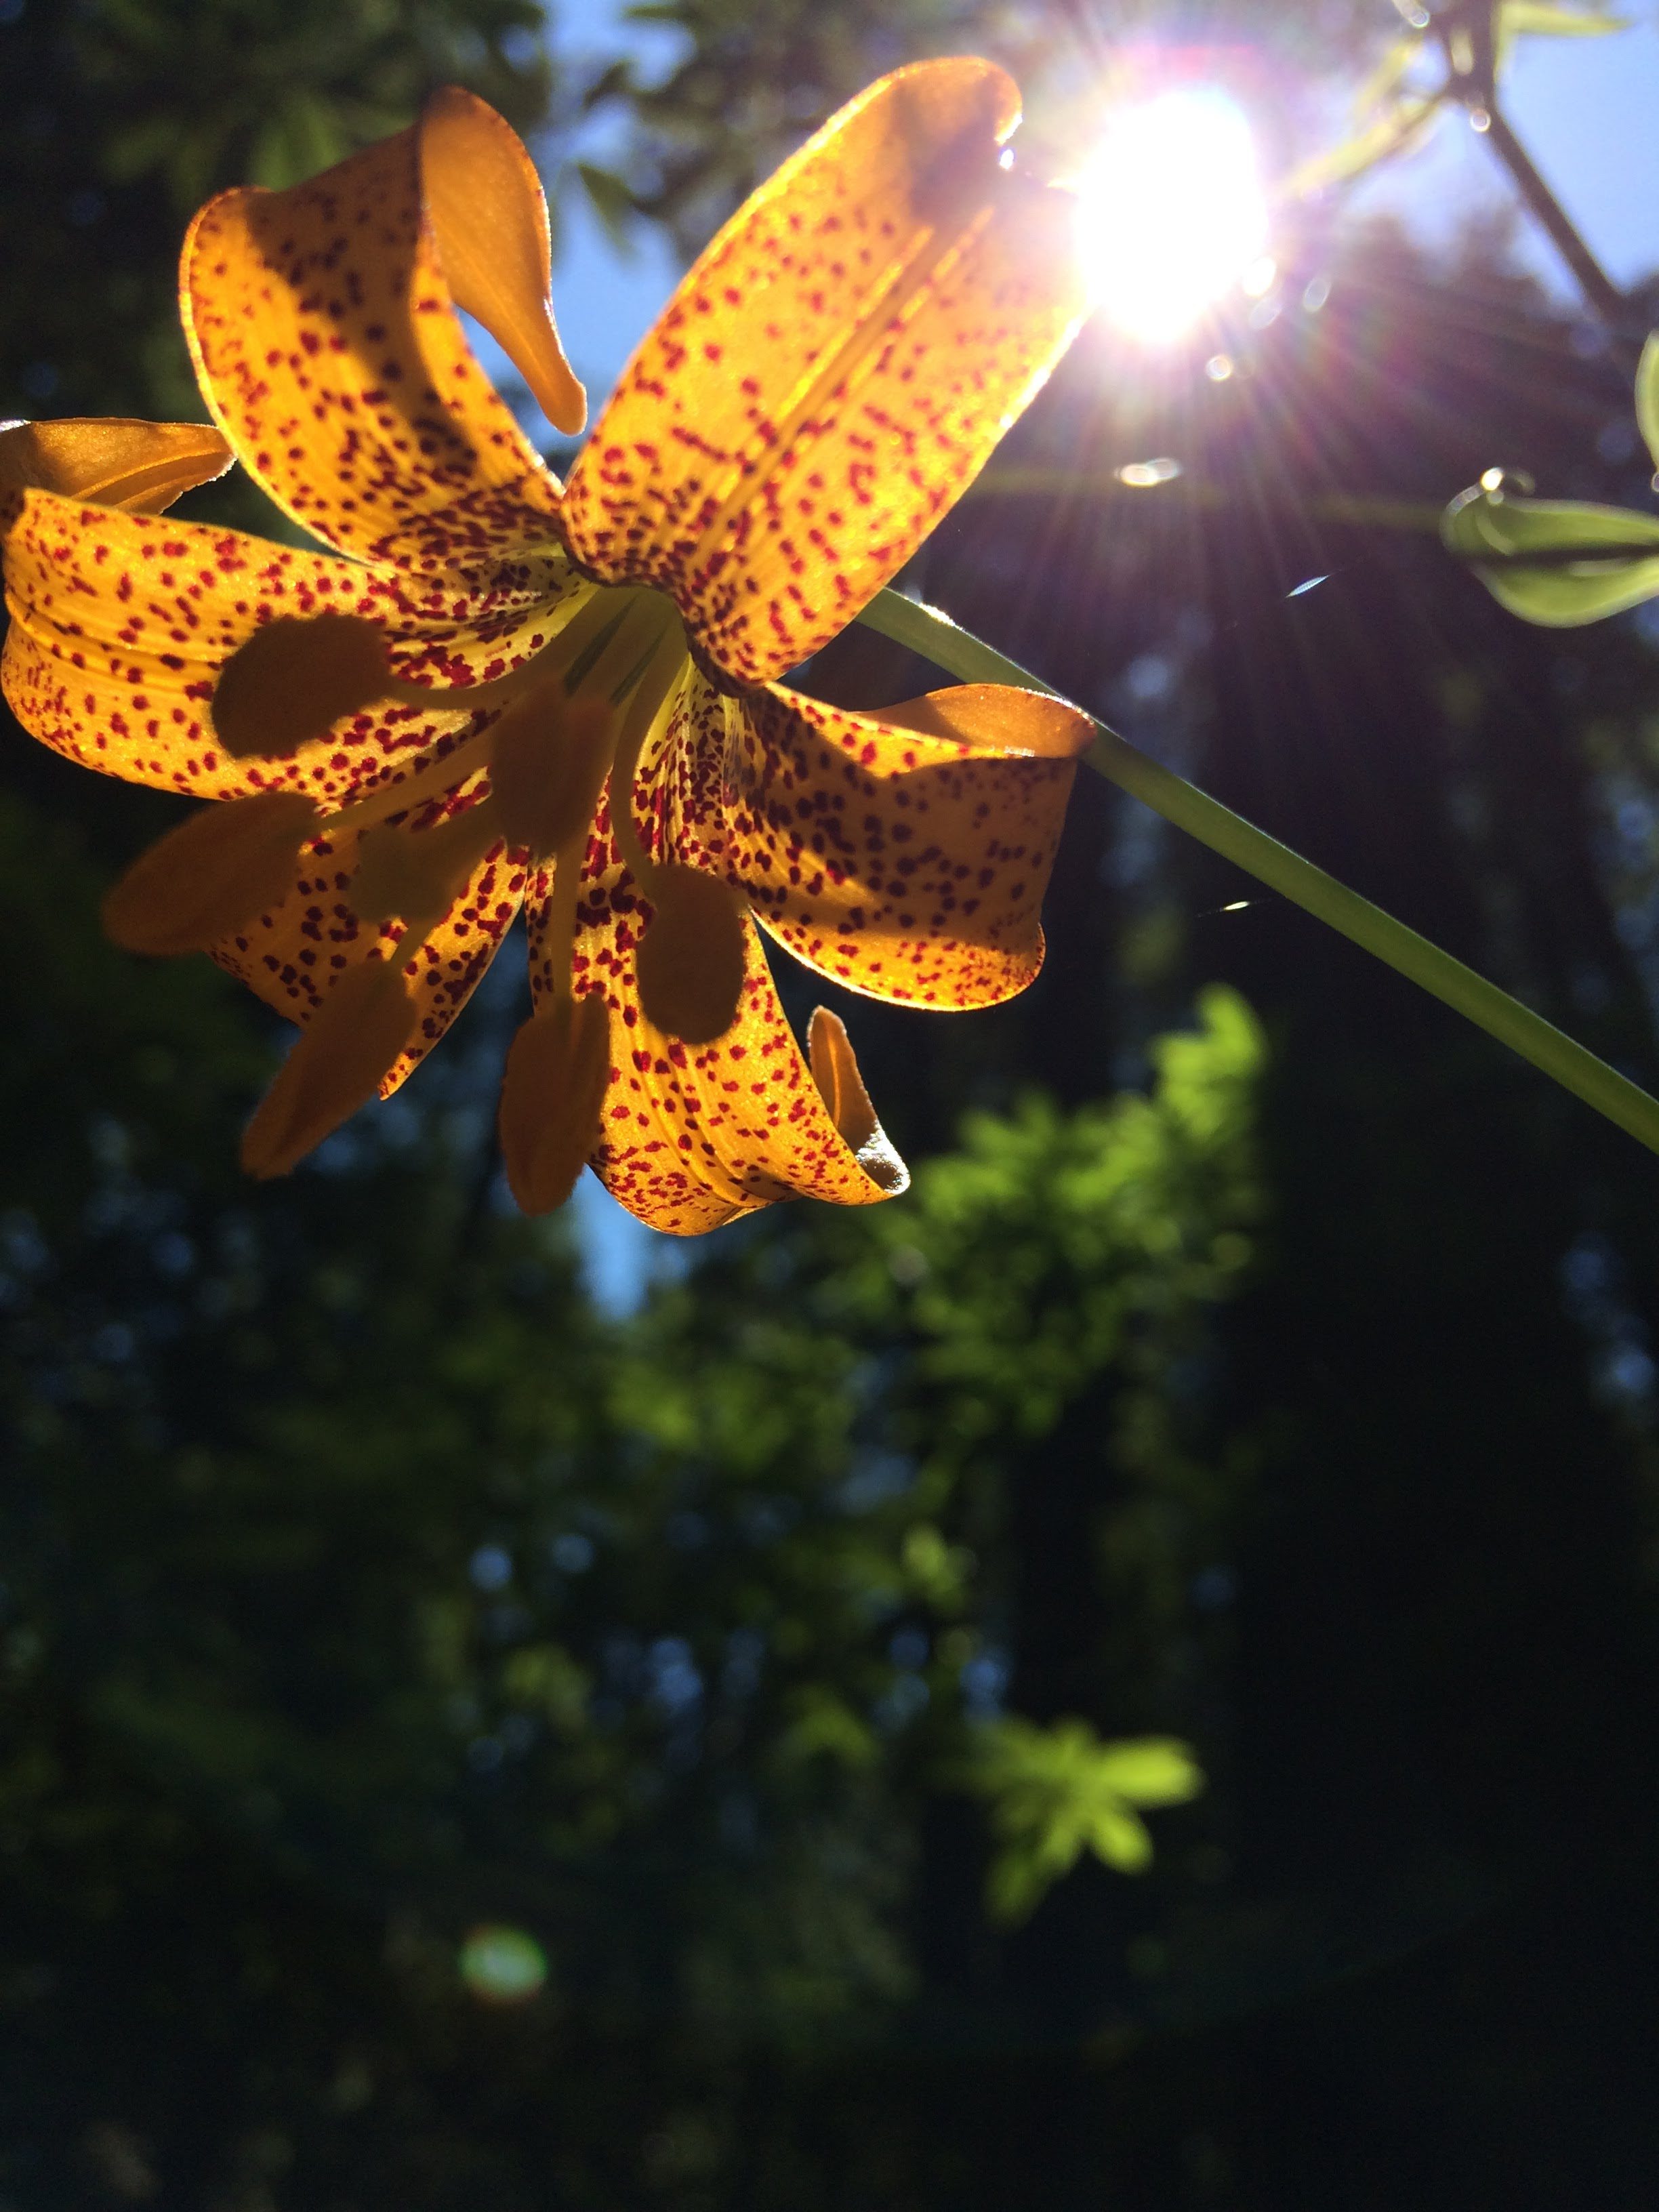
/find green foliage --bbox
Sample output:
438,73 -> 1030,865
74,0 -> 550,208
0,0 -> 552,419
0,750 -> 1267,2173
577,0 -> 1387,253
6,0 -> 1659,2194
959,1719 -> 1204,1921
867,988 -> 1263,1442
1284,0 -> 1626,201
1442,325 -> 1659,626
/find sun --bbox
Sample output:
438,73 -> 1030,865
1073,87 -> 1269,344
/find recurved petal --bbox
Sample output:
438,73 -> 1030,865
0,418 -> 232,516
211,783 -> 525,1098
661,676 -> 1090,1007
1,487 -> 574,802
560,57 -> 1088,689
525,822 -> 906,1235
421,87 -> 586,436
181,96 -> 569,569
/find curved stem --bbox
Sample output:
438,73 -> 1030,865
1479,105 -> 1632,344
1427,7 -> 1637,363
856,587 -> 1659,1158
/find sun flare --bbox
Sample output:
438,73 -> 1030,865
1074,88 -> 1269,344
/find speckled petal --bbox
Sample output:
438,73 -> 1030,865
2,488 -> 576,802
0,417 -> 232,515
421,87 -> 586,436
647,672 -> 1090,1008
560,58 -> 1087,689
213,780 -> 525,1097
524,811 -> 905,1235
181,98 -> 567,569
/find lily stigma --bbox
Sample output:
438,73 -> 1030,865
0,62 -> 1093,1233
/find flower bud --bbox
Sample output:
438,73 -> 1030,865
102,789 -> 320,955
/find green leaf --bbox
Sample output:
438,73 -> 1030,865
249,97 -> 350,190
1496,1 -> 1628,72
1086,1803 -> 1155,1874
1636,332 -> 1659,475
1278,94 -> 1441,201
1092,1739 -> 1207,1808
1441,487 -> 1659,624
574,161 -> 637,251
956,1719 -> 1204,1921
776,1689 -> 878,1771
1498,1 -> 1626,37
1355,31 -> 1429,112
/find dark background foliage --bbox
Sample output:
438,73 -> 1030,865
5,1 -> 1659,2205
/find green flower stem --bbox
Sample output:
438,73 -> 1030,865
857,586 -> 1659,1158
1479,105 -> 1634,354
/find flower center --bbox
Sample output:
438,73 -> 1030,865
106,575 -> 750,1204
335,583 -> 708,1001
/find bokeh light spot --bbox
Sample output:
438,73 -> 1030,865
1117,456 -> 1183,487
458,1923 -> 548,2005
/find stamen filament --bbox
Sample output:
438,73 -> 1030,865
377,588 -> 611,714
541,841 -> 583,1004
390,916 -> 440,976
603,627 -> 692,882
323,748 -> 492,841
316,586 -> 646,842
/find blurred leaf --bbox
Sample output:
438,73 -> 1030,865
1284,0 -> 1624,205
1090,1740 -> 1208,1806
249,94 -> 353,189
1354,30 -> 1430,111
574,159 -> 638,251
1636,331 -> 1659,476
777,1689 -> 879,1771
1497,0 -> 1626,39
957,1719 -> 1204,1923
1279,91 -> 1442,199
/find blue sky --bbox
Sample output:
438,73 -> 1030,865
1355,9 -> 1659,290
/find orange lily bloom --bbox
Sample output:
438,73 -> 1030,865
1,62 -> 1092,1234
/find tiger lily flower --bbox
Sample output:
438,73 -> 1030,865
1,61 -> 1092,1234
